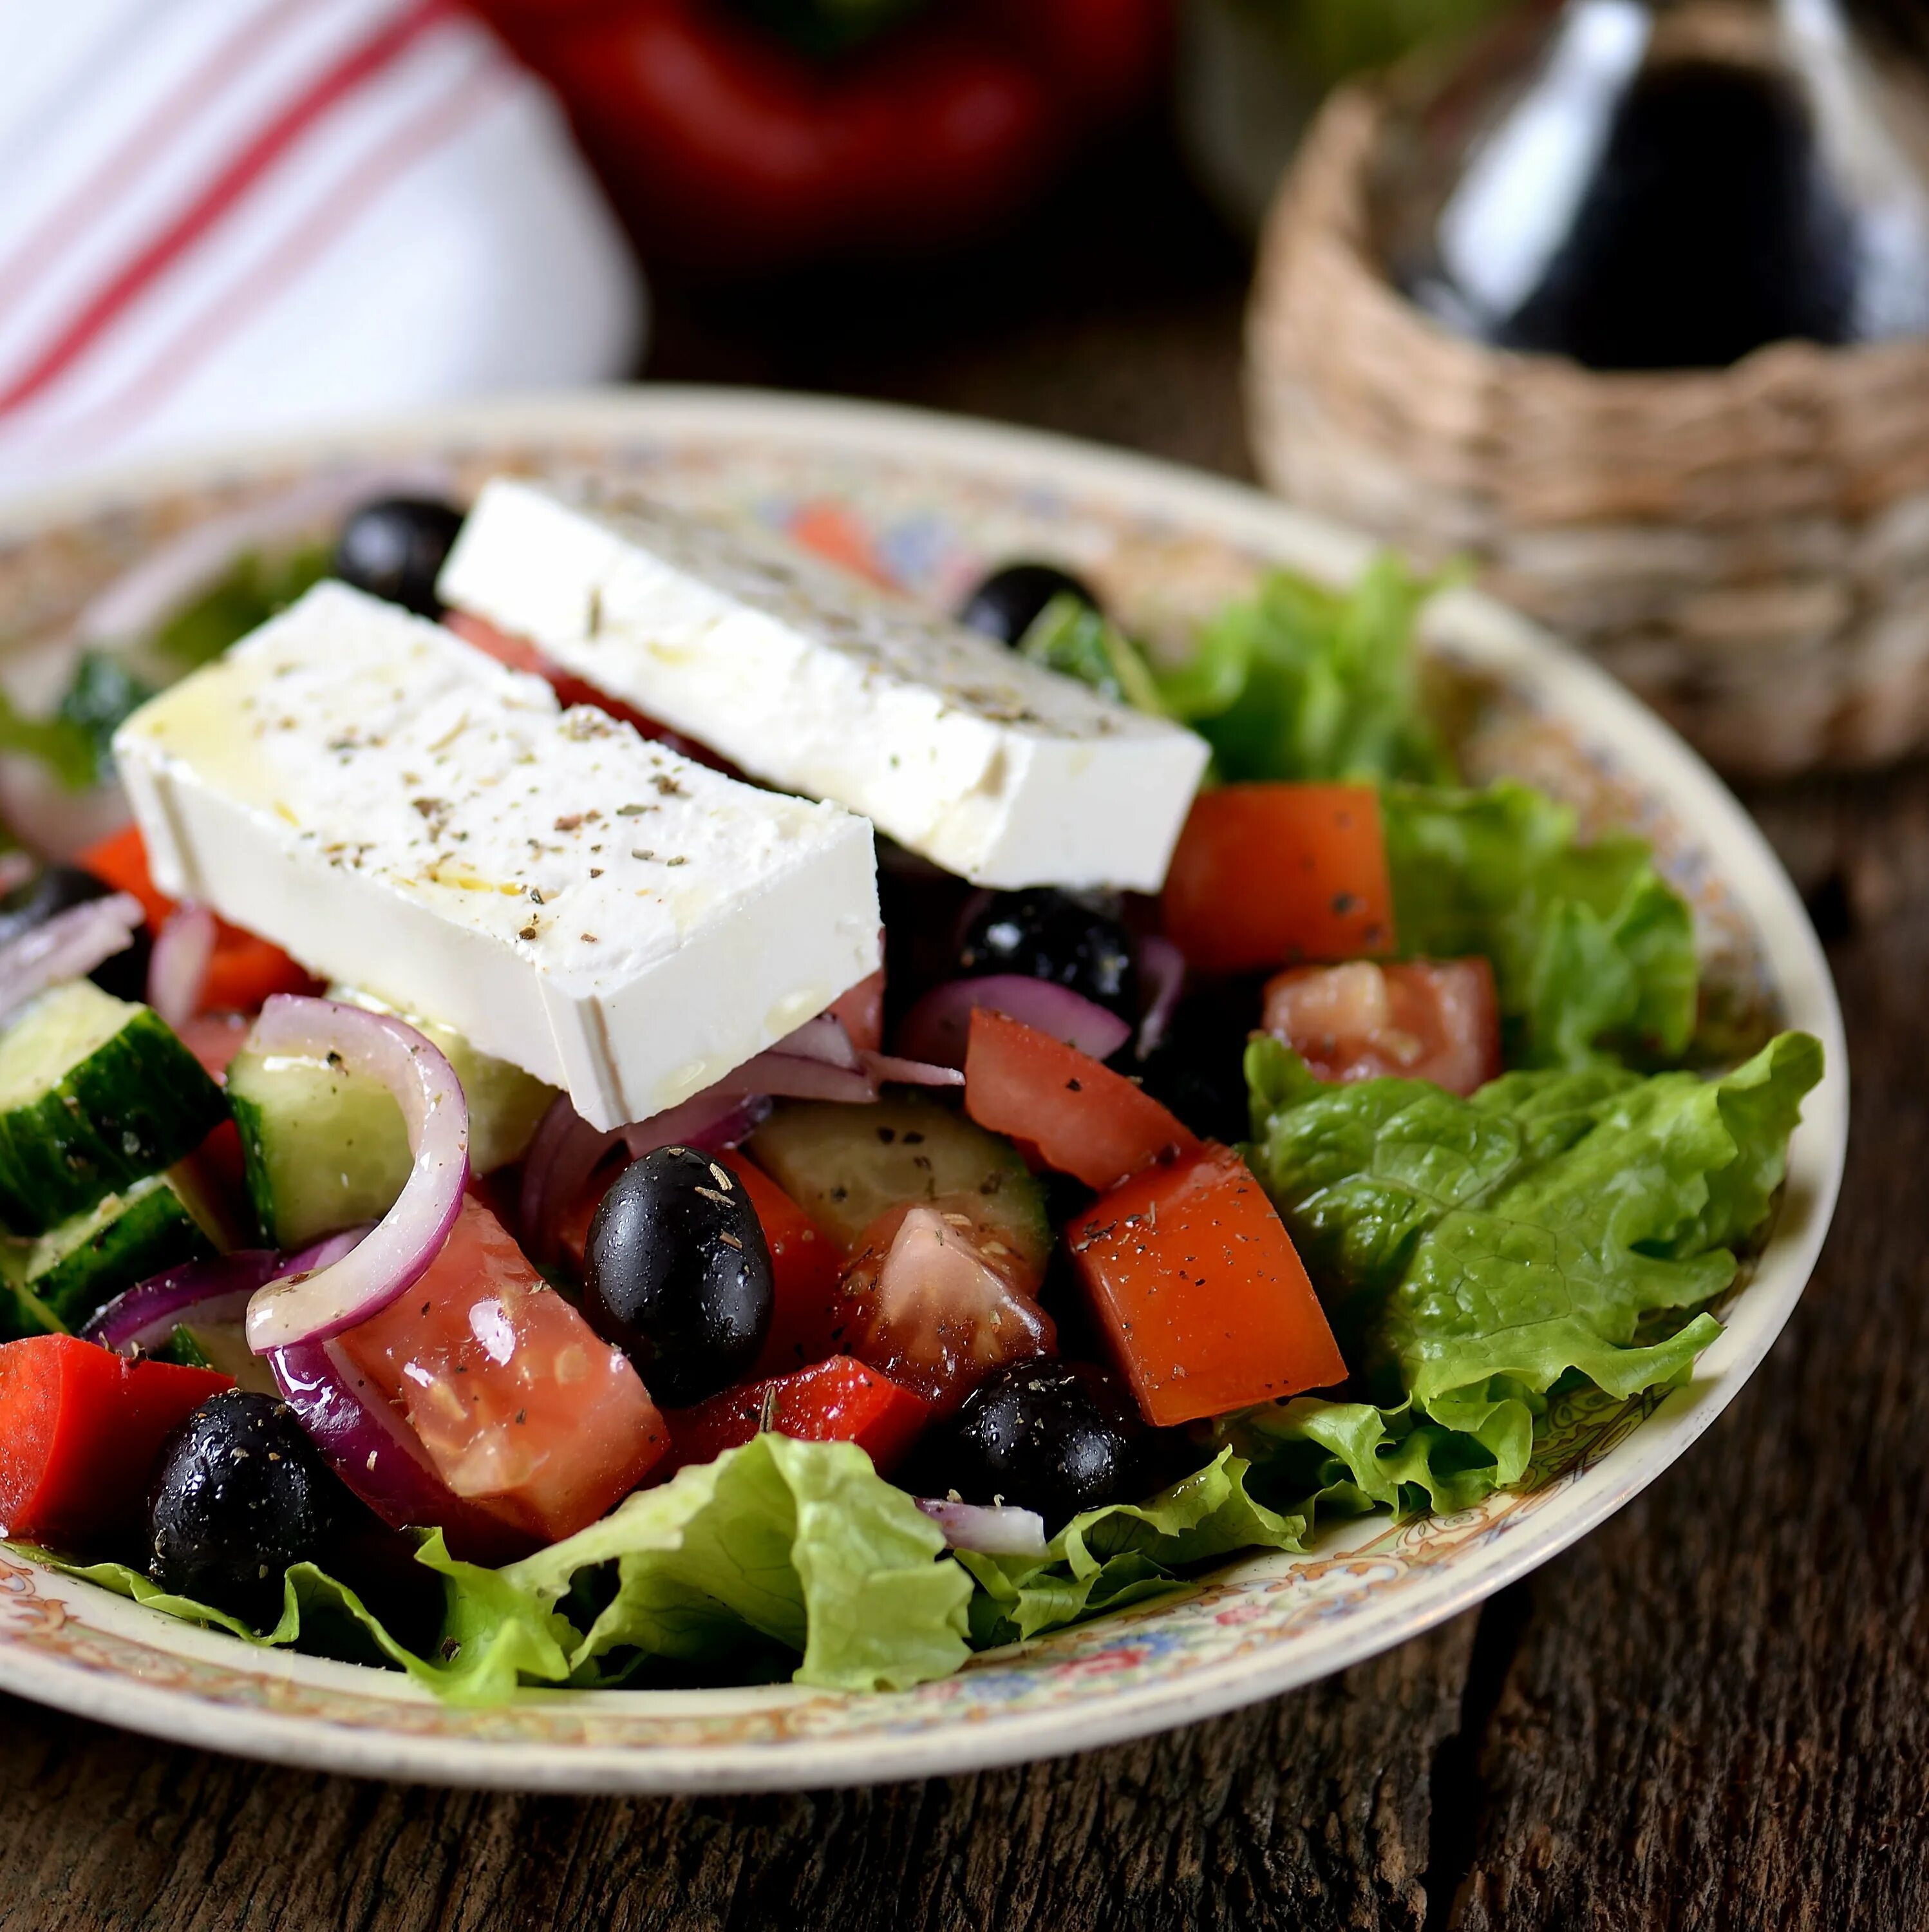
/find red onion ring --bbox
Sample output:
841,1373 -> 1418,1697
241,997 -> 468,1354
82,1250 -> 288,1354
0,891 -> 142,1027
915,1498 -> 1049,1557
895,974 -> 1132,1070
147,903 -> 216,1030
717,1053 -> 877,1104
771,1012 -> 863,1071
858,1050 -> 964,1089
1135,935 -> 1187,1060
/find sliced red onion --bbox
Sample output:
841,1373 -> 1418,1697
0,891 -> 142,1027
719,1052 -> 877,1104
1135,935 -> 1187,1060
621,1088 -> 772,1159
858,1050 -> 964,1089
915,1498 -> 1049,1558
82,1250 -> 288,1354
147,902 -> 216,1029
242,996 -> 467,1354
896,974 -> 1132,1070
771,1012 -> 862,1071
269,1336 -> 533,1564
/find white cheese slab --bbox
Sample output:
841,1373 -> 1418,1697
113,582 -> 880,1131
437,478 -> 1210,891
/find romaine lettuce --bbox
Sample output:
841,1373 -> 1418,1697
1156,554 -> 1453,785
1235,1029 -> 1823,1516
1382,780 -> 1699,1068
34,1434 -> 971,1704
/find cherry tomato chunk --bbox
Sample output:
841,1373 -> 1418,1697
338,1197 -> 667,1542
838,1198 -> 1055,1417
1263,958 -> 1501,1097
1161,784 -> 1395,975
963,1008 -> 1196,1191
1068,1143 -> 1346,1426
664,1356 -> 931,1477
0,1335 -> 231,1549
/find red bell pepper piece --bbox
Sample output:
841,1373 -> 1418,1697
79,824 -> 318,1015
666,1355 -> 931,1474
465,0 -> 1171,269
0,1336 -> 232,1550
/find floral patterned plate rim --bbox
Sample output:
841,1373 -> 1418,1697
0,388 -> 1847,1794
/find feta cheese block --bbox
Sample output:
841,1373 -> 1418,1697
437,478 -> 1211,891
113,582 -> 880,1132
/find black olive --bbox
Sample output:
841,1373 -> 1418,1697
332,497 -> 466,618
957,562 -> 1099,647
1131,985 -> 1265,1144
146,1391 -> 343,1629
0,865 -> 149,1002
958,887 -> 1139,1021
583,1145 -> 774,1406
925,1359 -> 1143,1530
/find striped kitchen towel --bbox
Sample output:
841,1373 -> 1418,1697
0,0 -> 646,497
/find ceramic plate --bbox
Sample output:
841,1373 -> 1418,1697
0,390 -> 1847,1792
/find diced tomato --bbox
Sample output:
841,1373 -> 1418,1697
338,1197 -> 668,1542
178,1011 -> 252,1081
664,1356 -> 931,1476
828,968 -> 885,1055
444,611 -> 733,772
837,1198 -> 1055,1417
0,1336 -> 231,1549
964,1007 -> 1196,1191
1160,784 -> 1396,974
1068,1142 -> 1345,1426
1263,958 -> 1501,1097
79,824 -> 318,1014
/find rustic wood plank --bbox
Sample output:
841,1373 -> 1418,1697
0,1616 -> 1471,1932
1443,768 -> 1929,1930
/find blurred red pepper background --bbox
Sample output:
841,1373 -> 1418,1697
464,0 -> 1172,270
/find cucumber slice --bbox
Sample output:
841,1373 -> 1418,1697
159,1320 -> 278,1393
228,994 -> 554,1249
0,980 -> 226,1234
748,1096 -> 1050,1272
0,1170 -> 219,1331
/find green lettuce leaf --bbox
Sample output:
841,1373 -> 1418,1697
27,1437 -> 971,1703
503,1432 -> 972,1693
959,1447 -> 1308,1648
1382,779 -> 1699,1068
1156,554 -> 1453,785
1236,1029 -> 1823,1517
1018,593 -> 1167,714
31,1530 -> 574,1707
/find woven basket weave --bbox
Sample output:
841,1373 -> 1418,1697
1246,83 -> 1929,777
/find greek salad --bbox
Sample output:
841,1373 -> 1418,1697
0,488 -> 1821,1702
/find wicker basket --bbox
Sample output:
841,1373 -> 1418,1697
1246,84 -> 1929,778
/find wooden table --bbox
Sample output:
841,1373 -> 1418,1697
1,133 -> 1915,1932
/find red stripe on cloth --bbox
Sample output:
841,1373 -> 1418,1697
55,65 -> 511,461
0,0 -> 317,314
0,0 -> 456,421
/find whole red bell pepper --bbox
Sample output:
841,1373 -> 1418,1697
466,0 -> 1171,268
0,1336 -> 232,1551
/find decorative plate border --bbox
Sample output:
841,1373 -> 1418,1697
0,390 -> 1848,1792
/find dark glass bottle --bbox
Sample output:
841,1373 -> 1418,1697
1373,0 -> 1929,370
